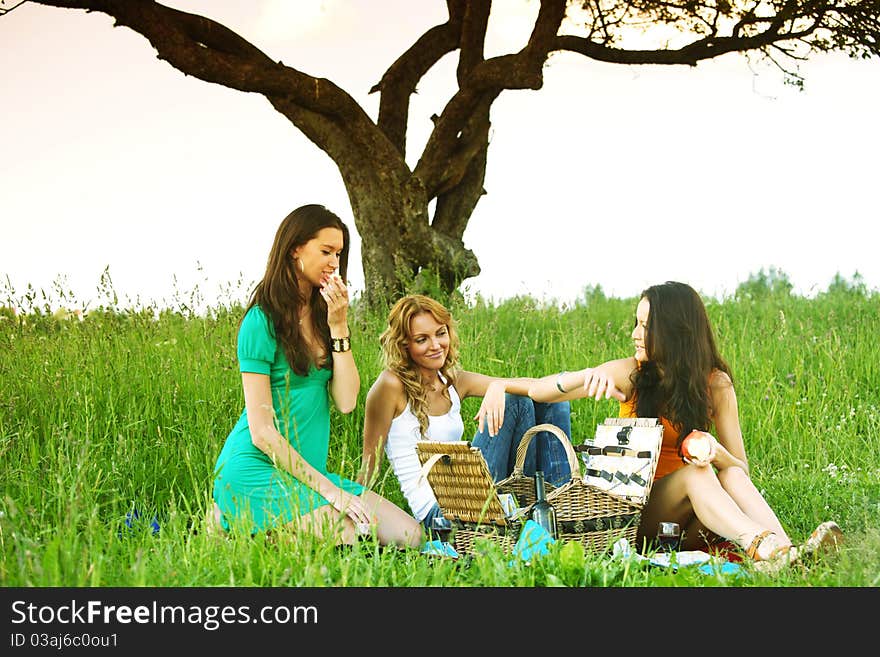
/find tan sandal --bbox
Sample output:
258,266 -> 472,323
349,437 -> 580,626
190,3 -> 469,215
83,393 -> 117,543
800,521 -> 844,560
745,530 -> 774,560
746,530 -> 799,575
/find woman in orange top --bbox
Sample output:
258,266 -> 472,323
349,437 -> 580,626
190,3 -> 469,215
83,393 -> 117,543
529,281 -> 842,574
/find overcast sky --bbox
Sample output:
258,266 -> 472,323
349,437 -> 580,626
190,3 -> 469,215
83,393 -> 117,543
3,0 -> 879,312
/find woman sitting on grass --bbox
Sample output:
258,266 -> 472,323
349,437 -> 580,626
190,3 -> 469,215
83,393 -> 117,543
358,294 -> 572,538
529,281 -> 842,574
210,204 -> 421,549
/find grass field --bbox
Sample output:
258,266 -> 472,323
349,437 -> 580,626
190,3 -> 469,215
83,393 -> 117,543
1,273 -> 878,587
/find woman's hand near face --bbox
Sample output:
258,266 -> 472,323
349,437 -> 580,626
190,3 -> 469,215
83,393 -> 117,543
320,273 -> 349,334
323,272 -> 359,413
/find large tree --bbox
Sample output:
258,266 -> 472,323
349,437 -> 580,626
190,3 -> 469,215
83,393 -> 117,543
11,0 -> 880,307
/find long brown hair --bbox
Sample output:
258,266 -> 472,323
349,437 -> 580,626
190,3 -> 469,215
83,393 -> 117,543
632,281 -> 732,446
245,204 -> 350,376
379,294 -> 461,437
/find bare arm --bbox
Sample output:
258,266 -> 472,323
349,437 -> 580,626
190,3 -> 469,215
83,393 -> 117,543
528,357 -> 636,403
357,371 -> 405,487
455,370 -> 542,436
454,371 -> 536,399
328,342 -> 359,414
322,274 -> 359,414
242,371 -> 371,524
707,371 -> 750,474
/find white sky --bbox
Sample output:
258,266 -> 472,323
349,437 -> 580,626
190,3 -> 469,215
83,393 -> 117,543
2,0 -> 879,312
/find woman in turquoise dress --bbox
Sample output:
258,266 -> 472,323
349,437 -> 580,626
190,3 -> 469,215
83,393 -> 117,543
211,204 -> 422,548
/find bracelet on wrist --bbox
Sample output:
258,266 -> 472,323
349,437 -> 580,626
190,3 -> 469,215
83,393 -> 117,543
556,371 -> 568,394
330,336 -> 351,353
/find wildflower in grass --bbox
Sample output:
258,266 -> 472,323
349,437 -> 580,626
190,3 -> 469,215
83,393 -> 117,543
822,463 -> 856,484
51,308 -> 84,322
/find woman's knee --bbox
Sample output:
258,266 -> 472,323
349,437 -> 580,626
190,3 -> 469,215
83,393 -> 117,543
502,393 -> 534,421
206,502 -> 225,536
380,512 -> 423,549
716,465 -> 749,488
677,462 -> 721,492
365,492 -> 423,547
533,398 -> 571,433
399,518 -> 424,548
297,506 -> 358,545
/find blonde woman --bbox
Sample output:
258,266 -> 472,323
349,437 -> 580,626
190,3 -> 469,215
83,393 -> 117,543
359,294 -> 571,537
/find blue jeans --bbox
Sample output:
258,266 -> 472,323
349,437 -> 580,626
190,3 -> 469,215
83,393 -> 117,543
471,394 -> 572,487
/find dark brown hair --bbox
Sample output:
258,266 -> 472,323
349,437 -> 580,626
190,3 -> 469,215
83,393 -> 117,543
245,204 -> 350,376
632,281 -> 732,445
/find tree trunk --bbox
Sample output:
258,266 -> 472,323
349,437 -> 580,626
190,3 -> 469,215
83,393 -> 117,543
342,164 -> 481,310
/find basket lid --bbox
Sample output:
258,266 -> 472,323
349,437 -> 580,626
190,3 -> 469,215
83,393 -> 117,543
416,441 -> 508,524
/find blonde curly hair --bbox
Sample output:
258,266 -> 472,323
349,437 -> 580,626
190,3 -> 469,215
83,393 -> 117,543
380,294 -> 461,438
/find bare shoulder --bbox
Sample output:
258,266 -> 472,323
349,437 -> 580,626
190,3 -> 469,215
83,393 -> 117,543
608,357 -> 638,377
709,369 -> 734,390
599,357 -> 638,390
453,369 -> 482,397
709,369 -> 737,407
369,369 -> 405,397
366,370 -> 407,415
609,357 -> 638,397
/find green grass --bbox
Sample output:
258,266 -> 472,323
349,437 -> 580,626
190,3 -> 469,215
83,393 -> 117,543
1,275 -> 878,587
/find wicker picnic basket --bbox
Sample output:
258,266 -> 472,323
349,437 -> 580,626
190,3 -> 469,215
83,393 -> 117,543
416,441 -> 523,556
499,423 -> 643,553
494,423 -> 576,505
417,423 -> 645,556
577,417 -> 664,506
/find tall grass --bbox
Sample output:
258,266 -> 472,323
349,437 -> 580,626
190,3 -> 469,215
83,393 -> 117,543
1,275 -> 878,587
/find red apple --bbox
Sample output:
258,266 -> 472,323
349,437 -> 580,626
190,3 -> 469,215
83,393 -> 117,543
681,430 -> 713,462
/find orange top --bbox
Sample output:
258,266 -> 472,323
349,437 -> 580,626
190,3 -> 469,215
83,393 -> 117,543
618,397 -> 683,480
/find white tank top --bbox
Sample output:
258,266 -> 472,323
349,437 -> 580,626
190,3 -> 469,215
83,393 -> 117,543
385,381 -> 465,521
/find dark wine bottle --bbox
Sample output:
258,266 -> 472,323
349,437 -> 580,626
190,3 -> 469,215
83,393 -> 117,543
530,470 -> 557,539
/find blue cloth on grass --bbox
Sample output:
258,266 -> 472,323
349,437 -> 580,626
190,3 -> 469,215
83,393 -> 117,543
421,540 -> 460,559
510,519 -> 556,564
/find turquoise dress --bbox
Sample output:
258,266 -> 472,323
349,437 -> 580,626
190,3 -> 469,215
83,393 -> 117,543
212,305 -> 364,533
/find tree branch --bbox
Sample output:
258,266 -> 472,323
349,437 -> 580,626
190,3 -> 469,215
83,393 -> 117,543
414,0 -> 567,196
370,0 -> 466,155
457,0 -> 491,83
553,27 -> 801,67
0,1 -> 28,15
29,1 -> 377,127
431,103 -> 490,241
26,0 -> 410,180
